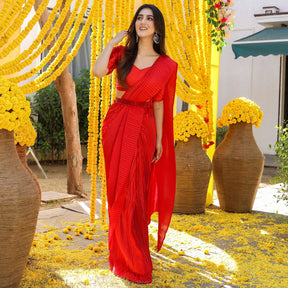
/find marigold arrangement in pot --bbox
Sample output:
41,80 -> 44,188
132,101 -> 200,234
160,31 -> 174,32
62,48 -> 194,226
213,97 -> 264,212
217,97 -> 263,128
173,110 -> 212,214
0,76 -> 40,287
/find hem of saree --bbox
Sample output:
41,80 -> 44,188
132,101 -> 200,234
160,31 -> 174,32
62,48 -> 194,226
110,260 -> 152,284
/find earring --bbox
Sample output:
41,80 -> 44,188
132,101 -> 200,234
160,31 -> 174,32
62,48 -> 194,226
153,32 -> 160,44
136,34 -> 139,43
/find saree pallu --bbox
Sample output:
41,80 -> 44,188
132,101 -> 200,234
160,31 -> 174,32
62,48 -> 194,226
102,98 -> 156,283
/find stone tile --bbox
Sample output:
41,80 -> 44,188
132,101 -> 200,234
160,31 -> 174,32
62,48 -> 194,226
41,191 -> 77,203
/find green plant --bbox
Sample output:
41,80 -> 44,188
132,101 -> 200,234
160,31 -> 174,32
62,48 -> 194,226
216,125 -> 228,147
31,69 -> 90,161
31,84 -> 65,162
270,123 -> 288,205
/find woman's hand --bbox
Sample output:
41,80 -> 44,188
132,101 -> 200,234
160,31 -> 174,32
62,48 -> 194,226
152,140 -> 163,163
110,30 -> 128,46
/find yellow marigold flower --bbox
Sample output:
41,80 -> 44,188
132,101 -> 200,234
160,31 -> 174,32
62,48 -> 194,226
0,77 -> 36,146
75,232 -> 80,236
79,229 -> 84,234
32,241 -> 37,247
55,256 -> 63,263
66,235 -> 73,240
84,234 -> 90,239
98,241 -> 105,247
53,234 -> 60,240
88,231 -> 93,235
48,239 -> 54,244
178,250 -> 185,256
63,228 -> 69,234
218,264 -> 225,271
267,243 -> 275,249
87,244 -> 93,250
93,247 -> 102,253
67,225 -> 73,231
276,257 -> 284,263
204,249 -> 210,255
88,235 -> 93,240
44,242 -> 50,247
83,279 -> 90,285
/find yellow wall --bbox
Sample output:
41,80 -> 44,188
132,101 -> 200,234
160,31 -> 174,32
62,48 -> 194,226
206,44 -> 220,206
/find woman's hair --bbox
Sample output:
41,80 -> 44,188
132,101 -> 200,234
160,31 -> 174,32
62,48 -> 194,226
117,4 -> 166,88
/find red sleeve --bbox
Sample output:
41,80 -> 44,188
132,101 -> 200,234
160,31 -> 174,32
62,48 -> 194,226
107,45 -> 125,75
153,87 -> 164,102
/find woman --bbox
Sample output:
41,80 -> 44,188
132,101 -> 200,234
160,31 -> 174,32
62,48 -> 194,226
93,4 -> 177,284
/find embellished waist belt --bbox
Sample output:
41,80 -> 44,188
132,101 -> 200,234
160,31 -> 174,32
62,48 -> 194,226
114,97 -> 153,108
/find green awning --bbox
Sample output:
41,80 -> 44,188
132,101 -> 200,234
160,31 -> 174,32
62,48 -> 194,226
232,27 -> 288,59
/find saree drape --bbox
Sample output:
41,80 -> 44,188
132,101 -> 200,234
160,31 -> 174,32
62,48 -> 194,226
102,46 -> 177,283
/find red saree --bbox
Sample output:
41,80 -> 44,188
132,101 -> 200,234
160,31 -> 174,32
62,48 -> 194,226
102,46 -> 177,283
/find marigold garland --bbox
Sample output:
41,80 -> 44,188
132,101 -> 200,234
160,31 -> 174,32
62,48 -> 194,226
0,77 -> 36,146
0,0 -> 35,48
0,0 -> 65,64
87,0 -> 133,223
152,0 -> 214,145
217,97 -> 263,128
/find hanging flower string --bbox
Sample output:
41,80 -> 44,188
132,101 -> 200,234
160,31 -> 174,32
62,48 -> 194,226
204,0 -> 235,51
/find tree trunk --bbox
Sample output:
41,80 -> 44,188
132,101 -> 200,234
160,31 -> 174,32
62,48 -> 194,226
35,0 -> 85,197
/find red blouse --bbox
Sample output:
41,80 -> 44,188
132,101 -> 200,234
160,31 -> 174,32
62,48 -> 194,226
107,45 -> 164,102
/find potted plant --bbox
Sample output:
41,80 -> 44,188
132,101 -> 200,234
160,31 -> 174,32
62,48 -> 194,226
213,97 -> 264,212
173,110 -> 212,214
0,76 -> 40,287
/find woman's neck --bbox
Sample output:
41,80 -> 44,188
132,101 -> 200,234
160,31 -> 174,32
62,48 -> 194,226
137,39 -> 158,56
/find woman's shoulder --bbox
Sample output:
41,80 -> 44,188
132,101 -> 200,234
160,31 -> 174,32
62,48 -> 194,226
161,54 -> 178,68
112,45 -> 126,57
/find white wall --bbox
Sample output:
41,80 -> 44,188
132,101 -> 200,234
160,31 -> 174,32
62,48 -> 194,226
218,0 -> 288,154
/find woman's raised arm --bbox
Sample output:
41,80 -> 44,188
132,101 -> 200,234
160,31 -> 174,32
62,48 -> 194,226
93,30 -> 128,78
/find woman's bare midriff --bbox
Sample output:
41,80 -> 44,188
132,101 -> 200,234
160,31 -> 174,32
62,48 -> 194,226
115,89 -> 150,102
115,89 -> 126,99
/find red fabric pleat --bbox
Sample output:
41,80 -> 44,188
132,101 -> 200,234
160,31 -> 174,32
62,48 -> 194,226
102,100 -> 156,283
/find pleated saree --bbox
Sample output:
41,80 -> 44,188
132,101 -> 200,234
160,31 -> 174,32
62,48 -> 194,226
102,46 -> 177,283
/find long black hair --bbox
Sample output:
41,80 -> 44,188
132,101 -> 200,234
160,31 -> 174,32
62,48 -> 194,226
117,4 -> 166,88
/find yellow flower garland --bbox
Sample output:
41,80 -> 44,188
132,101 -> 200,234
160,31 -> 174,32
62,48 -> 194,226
152,0 -> 214,145
174,110 -> 209,142
20,0 -> 93,94
0,0 -> 49,60
87,0 -> 133,223
217,98 -> 263,128
0,0 -> 28,38
0,0 -> 35,48
0,77 -> 36,146
0,0 -> 75,78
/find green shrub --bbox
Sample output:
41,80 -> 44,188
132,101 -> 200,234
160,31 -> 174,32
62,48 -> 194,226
216,125 -> 228,147
31,69 -> 90,161
271,123 -> 288,205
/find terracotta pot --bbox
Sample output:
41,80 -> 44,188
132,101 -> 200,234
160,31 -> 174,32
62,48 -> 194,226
16,144 -> 41,204
174,135 -> 212,214
0,129 -> 40,288
212,122 -> 264,212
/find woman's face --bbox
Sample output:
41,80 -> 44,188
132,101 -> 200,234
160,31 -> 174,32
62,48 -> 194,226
135,8 -> 156,40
